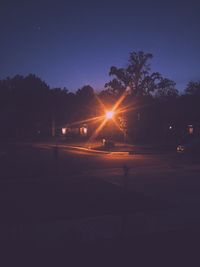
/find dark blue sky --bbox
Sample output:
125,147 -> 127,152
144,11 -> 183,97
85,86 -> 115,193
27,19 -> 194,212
0,0 -> 200,92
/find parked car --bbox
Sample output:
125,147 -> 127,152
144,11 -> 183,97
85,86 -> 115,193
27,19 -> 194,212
177,137 -> 200,154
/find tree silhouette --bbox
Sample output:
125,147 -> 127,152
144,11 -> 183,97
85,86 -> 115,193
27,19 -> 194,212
105,51 -> 162,96
155,78 -> 179,99
75,85 -> 96,119
0,74 -> 50,138
185,81 -> 200,95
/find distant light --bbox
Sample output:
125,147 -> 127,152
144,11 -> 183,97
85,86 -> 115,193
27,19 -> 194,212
80,126 -> 88,136
106,111 -> 114,119
169,126 -> 172,130
188,125 -> 194,135
62,128 -> 67,135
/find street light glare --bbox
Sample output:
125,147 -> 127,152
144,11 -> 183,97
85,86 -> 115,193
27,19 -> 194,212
106,110 -> 114,119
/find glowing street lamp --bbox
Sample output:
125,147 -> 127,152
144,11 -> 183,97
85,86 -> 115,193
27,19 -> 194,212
105,110 -> 114,120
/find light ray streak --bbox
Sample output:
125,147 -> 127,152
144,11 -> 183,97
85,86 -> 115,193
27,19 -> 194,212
112,117 -> 124,133
69,115 -> 104,126
115,106 -> 134,115
94,94 -> 107,112
112,91 -> 127,112
116,102 -> 147,115
68,90 -> 134,147
87,118 -> 108,145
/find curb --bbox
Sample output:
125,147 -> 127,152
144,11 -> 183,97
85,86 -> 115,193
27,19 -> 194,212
49,144 -> 111,154
51,144 -> 130,155
34,143 -> 173,155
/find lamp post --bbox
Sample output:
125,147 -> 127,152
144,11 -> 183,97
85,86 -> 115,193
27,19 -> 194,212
105,110 -> 114,120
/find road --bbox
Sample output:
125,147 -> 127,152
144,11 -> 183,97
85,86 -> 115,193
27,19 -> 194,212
1,141 -> 200,260
2,141 -> 200,211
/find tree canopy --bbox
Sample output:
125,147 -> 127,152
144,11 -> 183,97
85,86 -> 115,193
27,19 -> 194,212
105,51 -> 178,98
185,81 -> 200,96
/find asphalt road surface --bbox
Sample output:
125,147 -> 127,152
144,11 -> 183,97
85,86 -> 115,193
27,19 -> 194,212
1,142 -> 200,264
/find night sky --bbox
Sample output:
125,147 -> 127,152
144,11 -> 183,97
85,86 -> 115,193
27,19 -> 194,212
0,0 -> 200,92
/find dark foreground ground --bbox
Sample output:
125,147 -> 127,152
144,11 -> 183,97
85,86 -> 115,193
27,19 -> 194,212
1,142 -> 200,265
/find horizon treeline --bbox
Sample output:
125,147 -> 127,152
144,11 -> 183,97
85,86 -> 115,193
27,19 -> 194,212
0,51 -> 200,143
